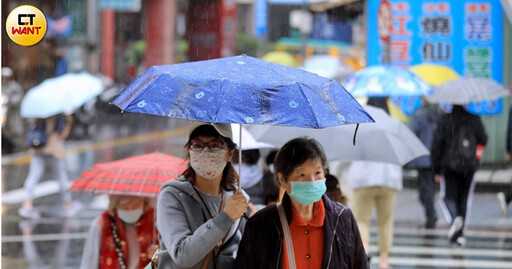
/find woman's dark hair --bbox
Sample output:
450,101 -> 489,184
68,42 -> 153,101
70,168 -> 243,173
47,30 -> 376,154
274,137 -> 327,182
262,172 -> 280,204
232,149 -> 261,165
325,173 -> 347,204
182,125 -> 238,191
325,173 -> 339,191
266,150 -> 278,166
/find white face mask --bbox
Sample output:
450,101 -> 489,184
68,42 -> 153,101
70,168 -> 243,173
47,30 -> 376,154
189,149 -> 228,180
117,208 -> 143,224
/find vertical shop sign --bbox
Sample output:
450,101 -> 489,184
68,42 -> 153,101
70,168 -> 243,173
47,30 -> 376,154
220,0 -> 237,57
188,0 -> 236,61
368,0 -> 503,115
254,0 -> 267,36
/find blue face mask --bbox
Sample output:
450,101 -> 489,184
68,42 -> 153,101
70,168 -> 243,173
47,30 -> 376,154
290,178 -> 327,206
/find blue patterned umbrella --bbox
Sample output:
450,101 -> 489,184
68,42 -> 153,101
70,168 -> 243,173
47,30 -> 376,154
427,77 -> 510,105
112,55 -> 373,128
343,65 -> 433,97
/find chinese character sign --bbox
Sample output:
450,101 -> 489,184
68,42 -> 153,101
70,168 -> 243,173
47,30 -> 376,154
368,0 -> 503,114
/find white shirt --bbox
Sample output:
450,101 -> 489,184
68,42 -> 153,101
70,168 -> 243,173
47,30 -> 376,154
346,161 -> 403,191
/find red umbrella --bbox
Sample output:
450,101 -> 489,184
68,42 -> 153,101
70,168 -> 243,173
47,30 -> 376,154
70,152 -> 188,197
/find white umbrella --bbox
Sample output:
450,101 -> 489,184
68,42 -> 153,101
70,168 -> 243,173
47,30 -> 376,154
248,106 -> 429,165
231,124 -> 275,150
427,77 -> 510,104
301,55 -> 353,81
21,72 -> 103,118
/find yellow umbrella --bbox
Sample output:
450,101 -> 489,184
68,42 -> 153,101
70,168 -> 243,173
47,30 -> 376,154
261,51 -> 298,67
410,64 -> 459,86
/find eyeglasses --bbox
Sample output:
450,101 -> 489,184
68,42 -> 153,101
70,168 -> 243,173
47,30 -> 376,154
188,141 -> 227,152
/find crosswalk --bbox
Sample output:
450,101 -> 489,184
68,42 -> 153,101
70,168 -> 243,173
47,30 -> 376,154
368,226 -> 512,269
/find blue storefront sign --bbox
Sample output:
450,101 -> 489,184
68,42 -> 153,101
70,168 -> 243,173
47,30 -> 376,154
254,0 -> 267,36
99,0 -> 141,12
368,0 -> 504,115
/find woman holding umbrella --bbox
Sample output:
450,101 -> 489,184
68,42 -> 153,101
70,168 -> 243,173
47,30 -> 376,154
235,137 -> 368,269
80,195 -> 158,269
156,122 -> 248,269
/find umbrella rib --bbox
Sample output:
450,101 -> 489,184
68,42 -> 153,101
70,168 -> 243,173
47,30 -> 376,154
212,79 -> 228,123
114,67 -> 159,110
384,132 -> 406,164
296,83 -> 321,128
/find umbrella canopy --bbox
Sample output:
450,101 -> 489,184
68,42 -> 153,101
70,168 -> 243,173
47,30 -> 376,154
410,64 -> 459,86
231,124 -> 275,150
427,77 -> 510,104
112,55 -> 373,128
343,65 -> 433,97
248,105 -> 429,165
70,152 -> 188,197
21,72 -> 103,118
261,51 -> 298,67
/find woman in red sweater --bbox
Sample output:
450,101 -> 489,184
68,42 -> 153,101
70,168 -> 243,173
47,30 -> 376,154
80,195 -> 158,269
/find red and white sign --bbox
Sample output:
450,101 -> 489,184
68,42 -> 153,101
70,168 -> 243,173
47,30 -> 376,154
378,0 -> 393,42
187,0 -> 237,61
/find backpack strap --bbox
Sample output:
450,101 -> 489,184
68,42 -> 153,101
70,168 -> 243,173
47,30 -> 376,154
277,203 -> 296,269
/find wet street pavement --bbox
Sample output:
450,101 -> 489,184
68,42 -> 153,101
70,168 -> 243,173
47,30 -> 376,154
2,109 -> 512,268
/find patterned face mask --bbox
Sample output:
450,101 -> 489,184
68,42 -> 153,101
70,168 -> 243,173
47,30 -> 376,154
189,149 -> 228,180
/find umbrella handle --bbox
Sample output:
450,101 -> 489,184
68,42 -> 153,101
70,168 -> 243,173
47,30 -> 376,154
238,123 -> 242,192
353,123 -> 359,146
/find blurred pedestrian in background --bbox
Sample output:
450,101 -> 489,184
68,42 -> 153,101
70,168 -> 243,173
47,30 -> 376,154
80,195 -> 158,269
66,99 -> 97,178
233,149 -> 279,216
1,67 -> 25,153
156,122 -> 248,269
497,102 -> 512,216
407,98 -> 444,229
432,105 -> 488,246
346,161 -> 402,269
235,137 -> 368,269
345,97 -> 400,269
19,114 -> 82,219
262,150 -> 282,206
325,173 -> 347,205
233,149 -> 266,205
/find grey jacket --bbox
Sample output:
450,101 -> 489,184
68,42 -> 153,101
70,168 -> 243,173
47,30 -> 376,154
156,176 -> 245,269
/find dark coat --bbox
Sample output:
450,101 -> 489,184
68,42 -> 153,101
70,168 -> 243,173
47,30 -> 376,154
234,194 -> 368,269
407,104 -> 444,169
431,105 -> 488,175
